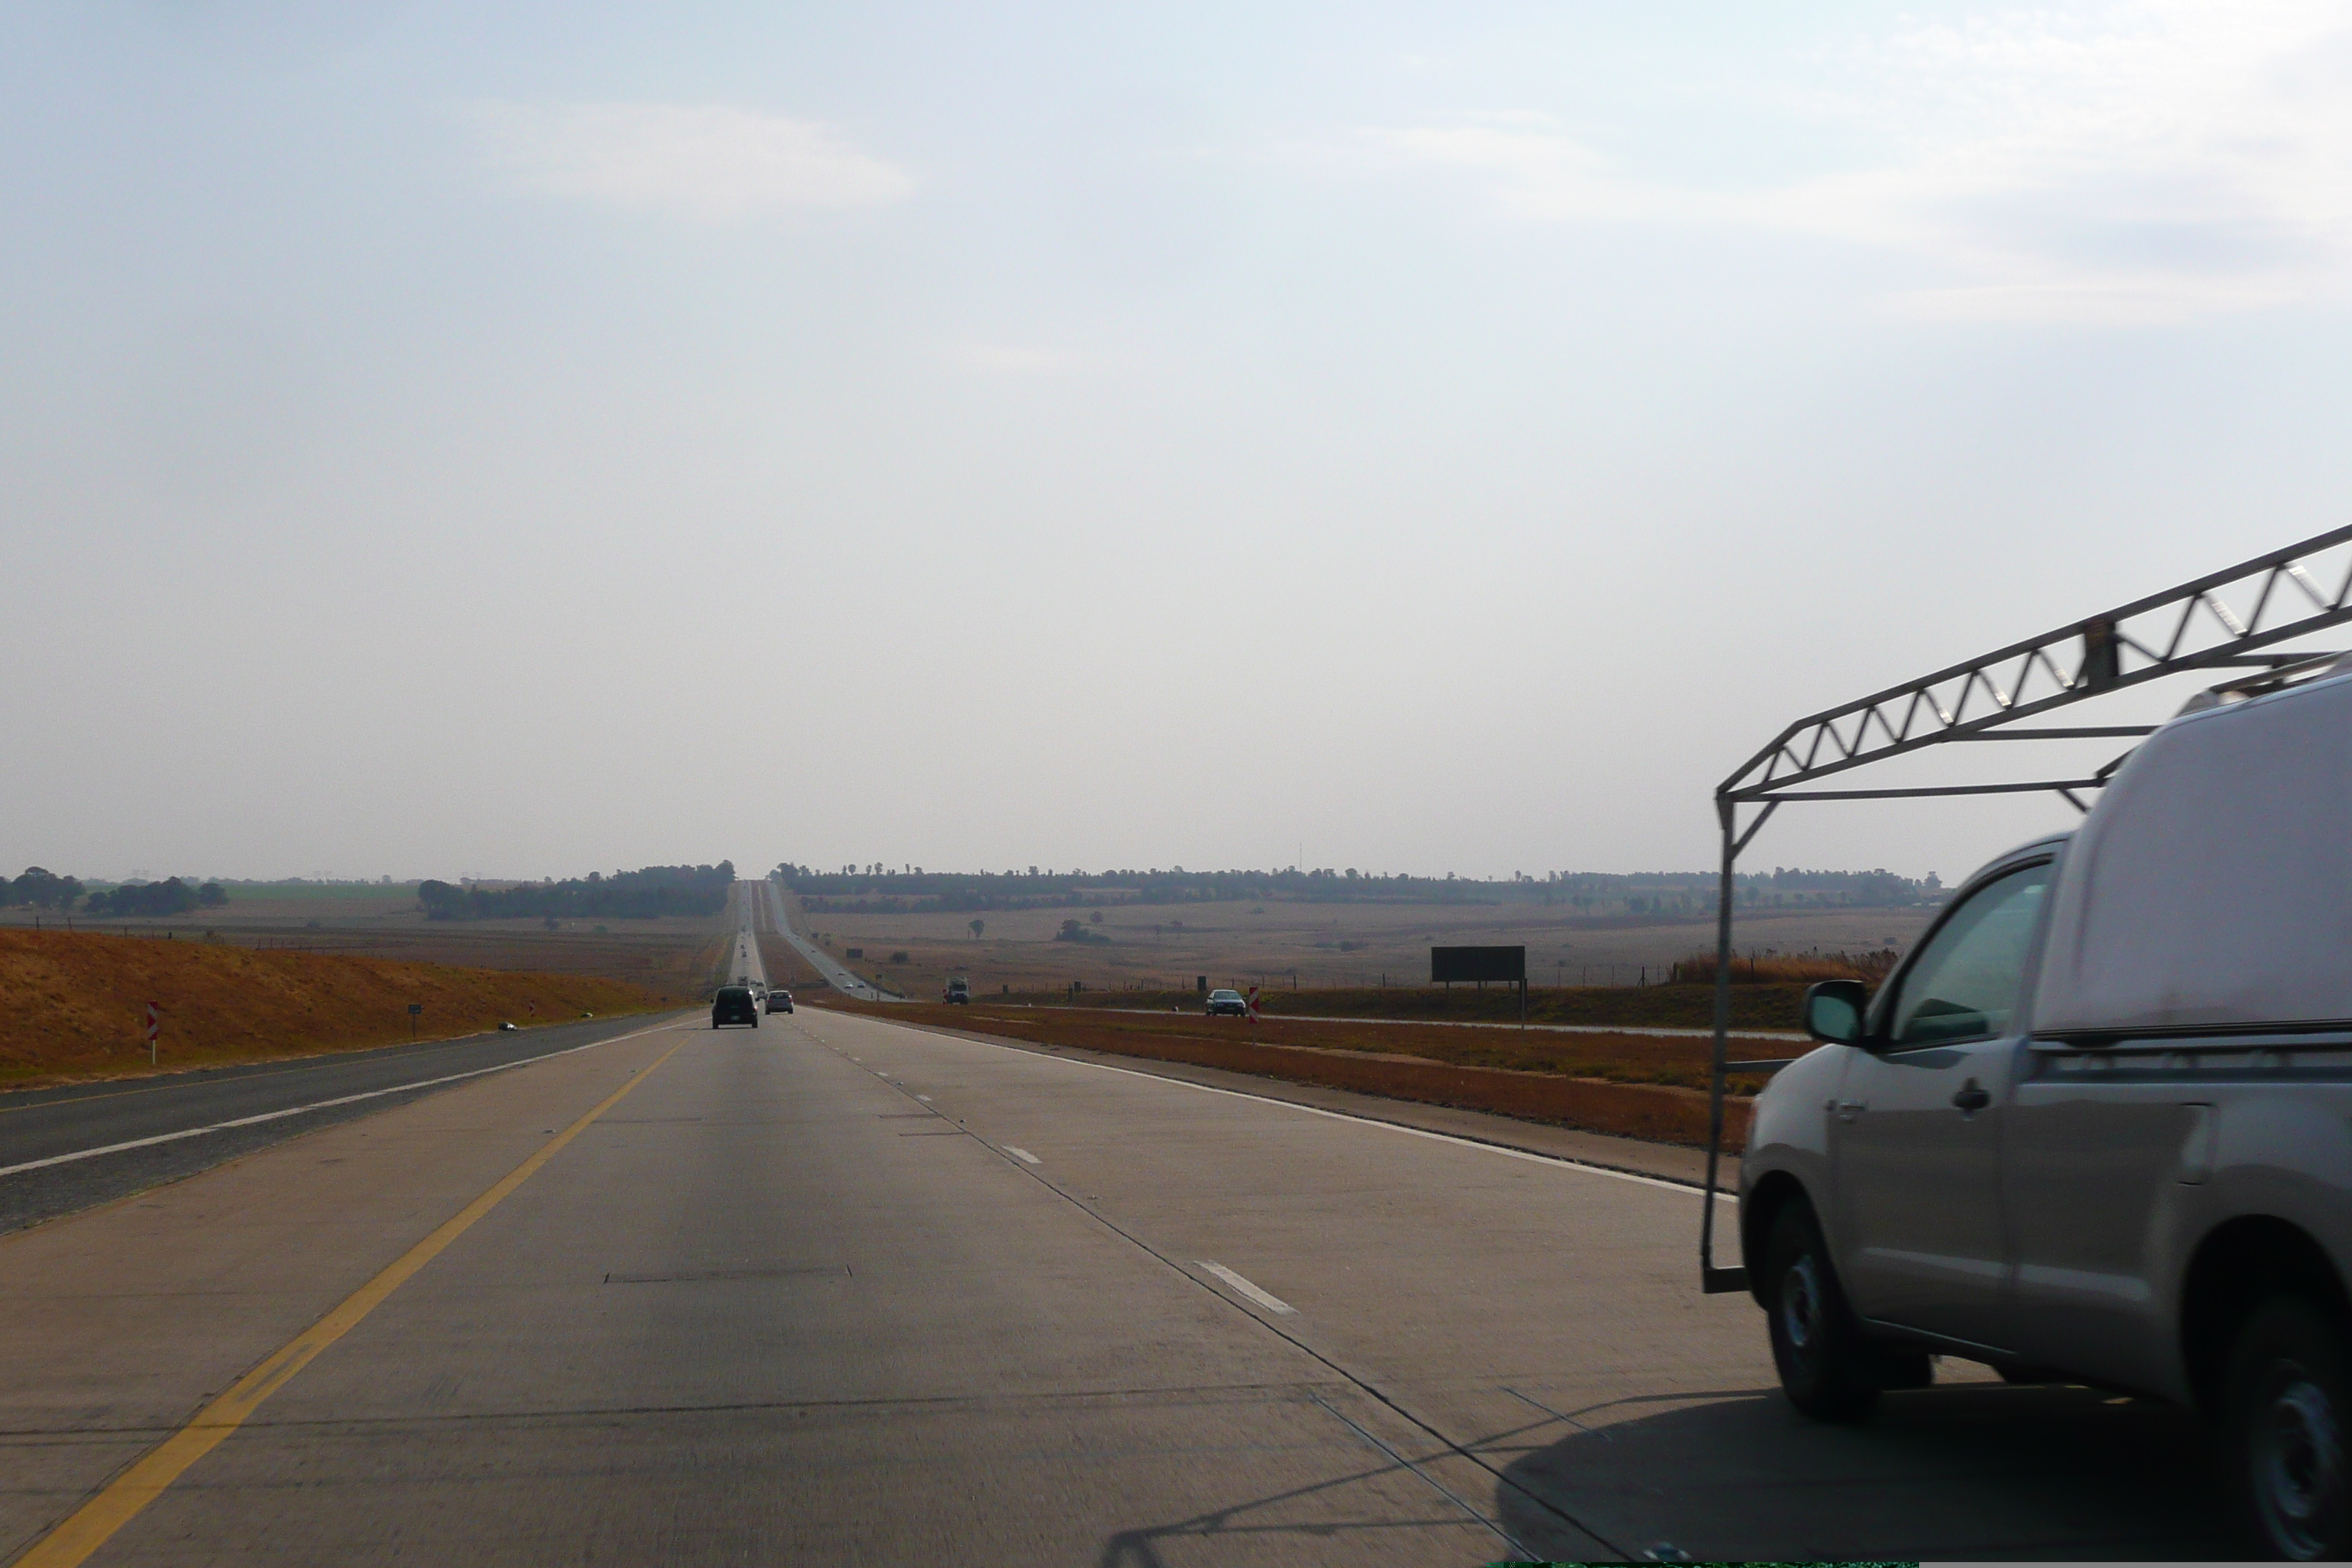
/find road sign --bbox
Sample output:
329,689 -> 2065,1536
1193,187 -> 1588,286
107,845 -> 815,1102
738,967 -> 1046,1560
1244,985 -> 1260,1024
1431,946 -> 1525,984
145,1001 -> 159,1065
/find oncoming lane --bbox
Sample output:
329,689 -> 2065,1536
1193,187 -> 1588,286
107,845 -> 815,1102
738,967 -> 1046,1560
0,1012 -> 682,1236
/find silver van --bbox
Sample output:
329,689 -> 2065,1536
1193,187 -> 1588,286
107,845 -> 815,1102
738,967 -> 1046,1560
1740,662 -> 2352,1558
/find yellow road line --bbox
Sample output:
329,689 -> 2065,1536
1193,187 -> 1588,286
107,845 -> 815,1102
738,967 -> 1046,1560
12,1028 -> 693,1568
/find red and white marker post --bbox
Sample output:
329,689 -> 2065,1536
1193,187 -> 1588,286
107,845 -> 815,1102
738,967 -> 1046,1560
1244,985 -> 1260,1025
145,1001 -> 160,1066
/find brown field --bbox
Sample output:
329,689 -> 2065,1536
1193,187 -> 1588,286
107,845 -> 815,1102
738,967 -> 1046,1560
1,886 -> 741,1000
0,930 -> 669,1088
813,997 -> 1768,1151
784,886 -> 1931,1009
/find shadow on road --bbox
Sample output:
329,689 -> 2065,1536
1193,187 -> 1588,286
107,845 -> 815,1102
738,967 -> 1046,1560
1493,1377 -> 2240,1562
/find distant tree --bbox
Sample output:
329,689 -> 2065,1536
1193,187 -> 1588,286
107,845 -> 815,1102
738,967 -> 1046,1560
1089,910 -> 1104,924
197,881 -> 227,908
84,878 -> 197,919
14,867 -> 73,912
968,918 -> 984,939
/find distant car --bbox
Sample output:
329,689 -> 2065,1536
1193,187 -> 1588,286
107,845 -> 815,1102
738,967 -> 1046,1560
498,1021 -> 518,1032
712,986 -> 760,1029
1205,989 -> 1248,1017
943,977 -> 970,1004
764,990 -> 793,1014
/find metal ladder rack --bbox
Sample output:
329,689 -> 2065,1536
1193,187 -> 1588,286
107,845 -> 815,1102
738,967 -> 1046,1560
1700,524 -> 2352,1292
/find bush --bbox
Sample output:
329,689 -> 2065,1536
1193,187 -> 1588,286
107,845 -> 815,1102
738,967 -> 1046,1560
1676,949 -> 1898,985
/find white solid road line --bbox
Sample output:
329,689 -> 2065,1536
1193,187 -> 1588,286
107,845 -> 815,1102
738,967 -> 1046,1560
1003,1146 -> 1041,1164
881,1017 -> 1738,1202
1197,1260 -> 1297,1316
0,1017 -> 684,1180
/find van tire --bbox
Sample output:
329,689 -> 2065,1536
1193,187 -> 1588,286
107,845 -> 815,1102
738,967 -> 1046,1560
2223,1295 -> 2352,1560
1763,1199 -> 1880,1422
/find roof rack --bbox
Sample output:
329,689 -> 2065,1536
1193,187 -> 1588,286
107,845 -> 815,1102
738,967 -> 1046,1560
1699,523 -> 2352,1293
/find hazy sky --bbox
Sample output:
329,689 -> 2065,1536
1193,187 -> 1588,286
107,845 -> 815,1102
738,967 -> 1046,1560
9,1 -> 2352,884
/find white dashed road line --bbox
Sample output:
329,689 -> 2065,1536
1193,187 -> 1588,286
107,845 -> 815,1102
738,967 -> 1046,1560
1004,1146 -> 1041,1164
1197,1260 -> 1296,1316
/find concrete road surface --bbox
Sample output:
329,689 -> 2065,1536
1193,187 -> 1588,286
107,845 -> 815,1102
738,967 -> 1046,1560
1,1006 -> 2237,1565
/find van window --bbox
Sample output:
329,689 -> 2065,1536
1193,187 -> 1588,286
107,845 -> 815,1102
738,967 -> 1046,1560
1886,862 -> 2051,1047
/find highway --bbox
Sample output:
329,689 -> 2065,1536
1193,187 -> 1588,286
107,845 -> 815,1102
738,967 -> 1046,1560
760,878 -> 890,1000
1,1003 -> 2238,1563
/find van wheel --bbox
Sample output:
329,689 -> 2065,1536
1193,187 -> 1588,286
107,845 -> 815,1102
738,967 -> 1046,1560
2224,1296 -> 2352,1560
1763,1200 -> 1880,1422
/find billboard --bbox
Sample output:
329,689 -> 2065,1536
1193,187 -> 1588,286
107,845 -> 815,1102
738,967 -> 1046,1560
1431,945 -> 1526,984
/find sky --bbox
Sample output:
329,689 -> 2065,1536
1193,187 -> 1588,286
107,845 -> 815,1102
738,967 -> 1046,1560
7,0 -> 2352,885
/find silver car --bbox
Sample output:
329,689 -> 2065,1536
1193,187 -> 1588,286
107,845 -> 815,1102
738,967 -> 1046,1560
1739,663 -> 2352,1558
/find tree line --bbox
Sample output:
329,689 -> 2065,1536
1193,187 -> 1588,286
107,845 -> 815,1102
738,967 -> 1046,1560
3,867 -> 227,918
774,862 -> 1945,914
417,862 -> 735,921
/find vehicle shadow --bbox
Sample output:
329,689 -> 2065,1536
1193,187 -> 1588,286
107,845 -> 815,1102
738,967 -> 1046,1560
1491,1376 -> 2241,1561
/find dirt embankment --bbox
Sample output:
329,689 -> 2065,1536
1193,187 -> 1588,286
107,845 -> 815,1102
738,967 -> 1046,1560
0,930 -> 666,1088
815,998 -> 1762,1150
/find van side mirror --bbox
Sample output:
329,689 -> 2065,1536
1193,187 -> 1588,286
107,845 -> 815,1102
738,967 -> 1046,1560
1804,979 -> 1869,1044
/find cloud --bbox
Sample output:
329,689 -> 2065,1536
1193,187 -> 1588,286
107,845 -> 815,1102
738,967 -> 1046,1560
470,102 -> 912,219
1354,1 -> 2352,322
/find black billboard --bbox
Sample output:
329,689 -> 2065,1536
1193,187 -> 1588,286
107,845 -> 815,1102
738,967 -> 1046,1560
1431,945 -> 1526,984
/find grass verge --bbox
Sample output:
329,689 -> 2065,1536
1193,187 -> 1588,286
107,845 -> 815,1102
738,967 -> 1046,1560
0,930 -> 666,1088
995,981 -> 1810,1031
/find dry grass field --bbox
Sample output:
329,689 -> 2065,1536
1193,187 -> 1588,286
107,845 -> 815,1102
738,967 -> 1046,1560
0,883 -> 740,1001
0,930 -> 668,1088
814,996 -> 1764,1150
783,884 -> 1931,1007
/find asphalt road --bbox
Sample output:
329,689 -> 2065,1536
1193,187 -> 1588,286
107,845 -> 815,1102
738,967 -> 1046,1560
0,1011 -> 679,1237
1,1004 -> 2242,1564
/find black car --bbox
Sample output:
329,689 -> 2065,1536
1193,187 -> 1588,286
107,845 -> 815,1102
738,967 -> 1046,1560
712,985 -> 760,1029
764,990 -> 794,1014
1205,988 -> 1248,1017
